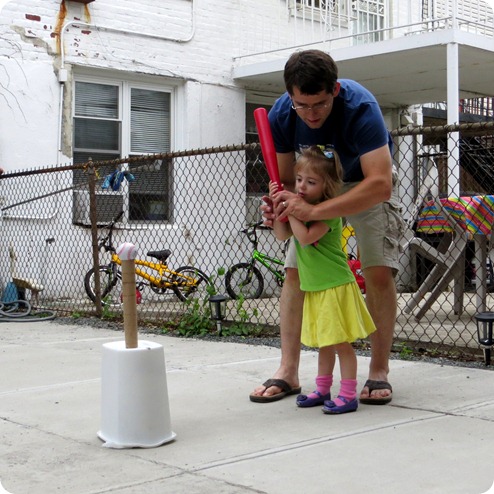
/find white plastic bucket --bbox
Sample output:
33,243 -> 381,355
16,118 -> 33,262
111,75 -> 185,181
98,340 -> 176,448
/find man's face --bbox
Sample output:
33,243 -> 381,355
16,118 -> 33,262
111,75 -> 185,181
290,84 -> 340,129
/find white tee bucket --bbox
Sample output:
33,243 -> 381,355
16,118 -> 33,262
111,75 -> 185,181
97,340 -> 176,448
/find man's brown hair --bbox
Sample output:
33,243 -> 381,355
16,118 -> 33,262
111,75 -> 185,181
284,49 -> 338,96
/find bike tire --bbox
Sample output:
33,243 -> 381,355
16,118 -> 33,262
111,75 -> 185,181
173,266 -> 212,302
84,265 -> 122,306
225,263 -> 264,299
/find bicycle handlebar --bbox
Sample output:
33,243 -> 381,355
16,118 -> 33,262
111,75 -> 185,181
97,210 -> 124,252
240,220 -> 269,234
101,210 -> 124,230
240,220 -> 272,246
112,210 -> 124,224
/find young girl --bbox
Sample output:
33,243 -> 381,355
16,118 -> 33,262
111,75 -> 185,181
269,146 -> 376,414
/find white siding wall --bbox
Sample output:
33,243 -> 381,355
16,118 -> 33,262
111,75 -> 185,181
0,0 -> 251,298
0,0 -> 248,166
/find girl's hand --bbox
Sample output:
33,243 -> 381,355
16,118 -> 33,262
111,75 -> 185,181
268,180 -> 280,199
269,181 -> 286,219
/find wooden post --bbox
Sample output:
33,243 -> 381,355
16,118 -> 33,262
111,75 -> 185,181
116,243 -> 138,349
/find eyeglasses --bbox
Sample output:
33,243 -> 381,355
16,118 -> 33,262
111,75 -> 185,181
291,101 -> 331,113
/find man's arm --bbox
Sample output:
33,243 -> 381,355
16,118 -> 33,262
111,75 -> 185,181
277,151 -> 296,192
278,144 -> 393,222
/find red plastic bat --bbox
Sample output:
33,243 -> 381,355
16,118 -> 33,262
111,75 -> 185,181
254,108 -> 288,222
253,108 -> 282,188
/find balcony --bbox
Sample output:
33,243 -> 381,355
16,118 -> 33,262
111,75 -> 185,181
233,0 -> 494,110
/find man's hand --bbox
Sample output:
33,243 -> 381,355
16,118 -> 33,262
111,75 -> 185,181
275,191 -> 314,222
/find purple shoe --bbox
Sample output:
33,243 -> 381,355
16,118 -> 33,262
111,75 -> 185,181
296,391 -> 331,408
322,396 -> 358,414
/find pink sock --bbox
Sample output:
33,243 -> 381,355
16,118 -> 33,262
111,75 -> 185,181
306,374 -> 333,399
332,379 -> 357,407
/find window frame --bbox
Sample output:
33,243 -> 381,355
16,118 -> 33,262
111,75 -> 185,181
352,0 -> 386,44
72,71 -> 182,225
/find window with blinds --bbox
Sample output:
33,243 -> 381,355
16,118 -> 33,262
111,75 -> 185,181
73,79 -> 172,223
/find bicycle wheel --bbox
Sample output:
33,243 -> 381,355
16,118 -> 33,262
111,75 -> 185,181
173,266 -> 212,302
84,265 -> 122,306
225,263 -> 264,299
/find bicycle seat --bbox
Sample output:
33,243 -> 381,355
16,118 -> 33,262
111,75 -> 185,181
147,249 -> 171,262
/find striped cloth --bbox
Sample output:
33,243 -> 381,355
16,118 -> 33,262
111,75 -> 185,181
415,195 -> 494,238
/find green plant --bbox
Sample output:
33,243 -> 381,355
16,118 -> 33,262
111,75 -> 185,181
101,296 -> 117,320
427,347 -> 440,358
71,311 -> 82,319
220,295 -> 261,337
398,342 -> 413,360
173,267 -> 265,338
169,267 -> 228,337
206,267 -> 226,297
176,298 -> 212,337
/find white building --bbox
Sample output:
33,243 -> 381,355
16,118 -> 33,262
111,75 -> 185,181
0,0 -> 493,300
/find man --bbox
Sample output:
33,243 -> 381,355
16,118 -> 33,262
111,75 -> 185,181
249,49 -> 404,405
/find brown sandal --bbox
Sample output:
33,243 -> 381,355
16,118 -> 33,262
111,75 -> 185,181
249,378 -> 302,403
359,379 -> 393,405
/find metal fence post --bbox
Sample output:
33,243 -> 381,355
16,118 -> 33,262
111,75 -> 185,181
88,159 -> 103,317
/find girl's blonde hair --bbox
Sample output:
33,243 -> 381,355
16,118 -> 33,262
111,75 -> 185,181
294,146 -> 343,201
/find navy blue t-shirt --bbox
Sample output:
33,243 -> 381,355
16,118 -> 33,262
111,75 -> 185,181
268,79 -> 392,182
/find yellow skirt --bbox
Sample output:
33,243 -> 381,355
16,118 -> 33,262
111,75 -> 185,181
301,282 -> 376,348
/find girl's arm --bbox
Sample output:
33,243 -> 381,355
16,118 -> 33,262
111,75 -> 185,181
288,215 -> 329,247
269,180 -> 292,241
273,218 -> 292,241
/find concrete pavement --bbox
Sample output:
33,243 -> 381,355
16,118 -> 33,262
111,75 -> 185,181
0,319 -> 493,494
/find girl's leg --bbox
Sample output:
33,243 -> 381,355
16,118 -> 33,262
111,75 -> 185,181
318,345 -> 336,377
336,342 -> 357,381
323,343 -> 358,414
312,345 -> 336,395
296,346 -> 335,407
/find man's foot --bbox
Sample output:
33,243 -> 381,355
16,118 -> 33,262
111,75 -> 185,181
359,379 -> 393,405
249,378 -> 301,403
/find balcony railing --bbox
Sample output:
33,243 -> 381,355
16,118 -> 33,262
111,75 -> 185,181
460,98 -> 494,118
234,0 -> 494,64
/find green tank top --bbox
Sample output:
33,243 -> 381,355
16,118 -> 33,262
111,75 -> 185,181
294,218 -> 356,292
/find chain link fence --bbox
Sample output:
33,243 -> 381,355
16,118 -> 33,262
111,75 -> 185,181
1,122 -> 494,361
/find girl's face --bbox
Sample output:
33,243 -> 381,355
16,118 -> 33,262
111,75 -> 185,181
295,168 -> 324,204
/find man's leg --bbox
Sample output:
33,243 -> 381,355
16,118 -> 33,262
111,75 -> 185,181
359,265 -> 396,401
250,268 -> 304,399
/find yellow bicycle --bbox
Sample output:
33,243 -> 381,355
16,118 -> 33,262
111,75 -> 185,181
84,212 -> 212,306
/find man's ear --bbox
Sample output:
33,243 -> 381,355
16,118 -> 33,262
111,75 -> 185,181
333,82 -> 341,97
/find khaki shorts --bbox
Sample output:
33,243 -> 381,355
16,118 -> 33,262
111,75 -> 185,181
284,181 -> 404,274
